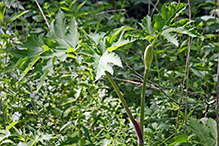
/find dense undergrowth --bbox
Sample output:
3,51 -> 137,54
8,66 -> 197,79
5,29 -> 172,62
0,0 -> 219,145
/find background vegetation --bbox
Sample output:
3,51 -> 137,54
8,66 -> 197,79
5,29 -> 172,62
0,0 -> 219,145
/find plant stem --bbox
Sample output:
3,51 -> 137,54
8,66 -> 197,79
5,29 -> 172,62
105,71 -> 144,144
216,1 -> 219,146
140,68 -> 149,132
105,71 -> 135,123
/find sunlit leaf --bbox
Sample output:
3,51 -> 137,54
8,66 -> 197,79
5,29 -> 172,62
47,10 -> 79,49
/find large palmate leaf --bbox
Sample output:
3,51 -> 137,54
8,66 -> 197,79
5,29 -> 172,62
81,40 -> 122,81
154,3 -> 187,32
6,10 -> 78,91
47,10 -> 79,49
80,30 -> 125,80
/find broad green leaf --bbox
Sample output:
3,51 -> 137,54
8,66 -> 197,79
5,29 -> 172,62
12,36 -> 44,58
47,10 -> 79,49
139,15 -> 155,35
82,43 -> 122,80
6,11 -> 74,91
154,3 -> 187,31
80,26 -> 135,80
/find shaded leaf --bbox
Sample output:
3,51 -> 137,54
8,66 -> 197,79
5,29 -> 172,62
191,68 -> 204,79
154,3 -> 187,31
187,118 -> 215,146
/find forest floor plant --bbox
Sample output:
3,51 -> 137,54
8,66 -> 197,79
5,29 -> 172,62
1,0 -> 218,145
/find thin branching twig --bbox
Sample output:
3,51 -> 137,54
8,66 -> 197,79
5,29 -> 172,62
175,0 -> 192,135
216,0 -> 219,144
184,0 -> 192,134
148,0 -> 151,16
151,0 -> 160,17
34,0 -> 50,28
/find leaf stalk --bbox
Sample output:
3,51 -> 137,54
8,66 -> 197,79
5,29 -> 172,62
105,71 -> 144,145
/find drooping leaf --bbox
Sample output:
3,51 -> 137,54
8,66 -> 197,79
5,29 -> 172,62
161,19 -> 204,46
6,10 -> 77,91
6,36 -> 44,80
162,27 -> 179,46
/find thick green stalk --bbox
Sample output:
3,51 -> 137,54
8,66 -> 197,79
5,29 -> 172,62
105,71 -> 135,123
105,71 -> 144,145
140,68 -> 149,132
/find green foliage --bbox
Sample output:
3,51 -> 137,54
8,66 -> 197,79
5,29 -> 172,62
187,118 -> 217,146
1,0 -> 219,145
80,26 -> 136,80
